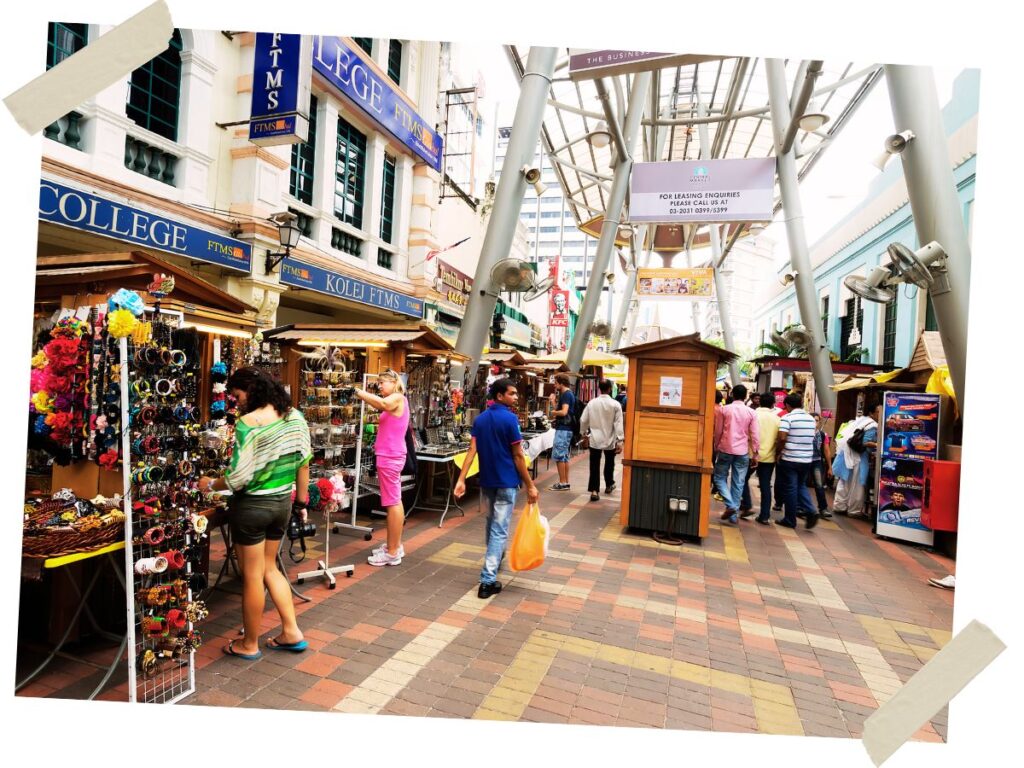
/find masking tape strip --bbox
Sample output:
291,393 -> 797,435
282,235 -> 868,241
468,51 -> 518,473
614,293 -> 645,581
862,619 -> 1006,766
3,1 -> 173,135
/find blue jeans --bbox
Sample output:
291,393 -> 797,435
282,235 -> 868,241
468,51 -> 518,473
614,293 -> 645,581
756,462 -> 775,522
713,452 -> 750,512
777,460 -> 813,526
480,487 -> 517,585
741,463 -> 753,510
810,459 -> 829,511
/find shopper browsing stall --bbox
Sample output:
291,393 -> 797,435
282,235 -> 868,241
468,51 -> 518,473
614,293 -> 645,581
549,374 -> 576,491
831,404 -> 880,519
353,370 -> 409,566
198,367 -> 311,660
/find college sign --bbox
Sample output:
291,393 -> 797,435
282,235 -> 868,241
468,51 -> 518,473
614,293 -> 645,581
249,33 -> 313,146
629,158 -> 776,224
39,180 -> 252,272
312,36 -> 443,171
280,257 -> 423,318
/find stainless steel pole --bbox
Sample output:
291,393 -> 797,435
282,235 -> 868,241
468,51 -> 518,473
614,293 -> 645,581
885,65 -> 971,416
696,101 -> 741,384
453,47 -> 557,384
765,58 -> 836,410
566,72 -> 651,373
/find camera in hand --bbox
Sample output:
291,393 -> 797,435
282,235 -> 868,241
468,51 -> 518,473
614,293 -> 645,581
288,504 -> 316,541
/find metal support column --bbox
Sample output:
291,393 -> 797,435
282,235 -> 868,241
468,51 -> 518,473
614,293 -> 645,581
567,72 -> 651,372
697,102 -> 742,385
611,241 -> 637,349
885,65 -> 971,416
765,59 -> 837,410
684,239 -> 701,335
452,47 -> 557,383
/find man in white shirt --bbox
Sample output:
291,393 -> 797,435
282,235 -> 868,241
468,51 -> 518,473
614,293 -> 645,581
580,379 -> 625,502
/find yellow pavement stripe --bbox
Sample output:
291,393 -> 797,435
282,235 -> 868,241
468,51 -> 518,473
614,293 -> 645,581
720,524 -> 749,563
473,635 -> 560,720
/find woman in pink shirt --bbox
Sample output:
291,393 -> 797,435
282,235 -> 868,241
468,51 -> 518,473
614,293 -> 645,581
354,369 -> 409,567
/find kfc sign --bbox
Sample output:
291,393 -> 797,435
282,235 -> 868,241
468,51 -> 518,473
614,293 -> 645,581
549,290 -> 569,327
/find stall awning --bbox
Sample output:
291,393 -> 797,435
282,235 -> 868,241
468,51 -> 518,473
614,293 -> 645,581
830,370 -> 915,391
264,323 -> 457,354
536,349 -> 626,367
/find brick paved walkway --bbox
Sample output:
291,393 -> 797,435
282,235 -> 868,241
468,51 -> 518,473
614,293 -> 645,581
18,453 -> 954,741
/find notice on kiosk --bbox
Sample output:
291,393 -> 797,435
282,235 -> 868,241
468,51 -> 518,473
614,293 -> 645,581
659,376 -> 683,407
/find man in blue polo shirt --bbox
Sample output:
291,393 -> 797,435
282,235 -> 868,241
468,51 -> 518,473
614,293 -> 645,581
774,392 -> 819,530
454,378 -> 539,599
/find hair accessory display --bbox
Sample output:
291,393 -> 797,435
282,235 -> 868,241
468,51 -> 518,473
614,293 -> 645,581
106,308 -> 138,338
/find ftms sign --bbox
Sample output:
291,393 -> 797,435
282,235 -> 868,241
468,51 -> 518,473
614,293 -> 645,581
249,33 -> 313,147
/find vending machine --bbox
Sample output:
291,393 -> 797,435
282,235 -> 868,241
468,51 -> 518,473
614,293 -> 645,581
875,391 -> 943,545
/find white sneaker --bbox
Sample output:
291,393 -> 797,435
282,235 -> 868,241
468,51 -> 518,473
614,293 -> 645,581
372,541 -> 404,558
928,574 -> 955,590
367,548 -> 402,567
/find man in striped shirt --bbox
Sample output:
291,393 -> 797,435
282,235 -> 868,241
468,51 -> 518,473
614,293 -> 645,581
774,392 -> 819,530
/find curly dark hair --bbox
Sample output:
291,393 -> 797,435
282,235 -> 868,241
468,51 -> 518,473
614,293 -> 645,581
227,366 -> 293,416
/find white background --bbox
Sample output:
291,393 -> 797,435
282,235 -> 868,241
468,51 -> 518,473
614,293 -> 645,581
0,3 -> 1017,768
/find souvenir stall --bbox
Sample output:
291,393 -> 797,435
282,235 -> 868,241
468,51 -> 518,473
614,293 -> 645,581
20,250 -> 258,702
260,324 -> 464,540
464,349 -> 527,422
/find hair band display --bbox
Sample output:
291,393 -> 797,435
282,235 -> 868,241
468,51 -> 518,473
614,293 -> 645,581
169,349 -> 186,367
142,526 -> 165,546
165,609 -> 187,632
155,378 -> 174,397
159,550 -> 186,571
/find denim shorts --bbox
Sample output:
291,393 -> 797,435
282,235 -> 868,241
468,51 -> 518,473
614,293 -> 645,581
552,429 -> 573,463
228,492 -> 292,546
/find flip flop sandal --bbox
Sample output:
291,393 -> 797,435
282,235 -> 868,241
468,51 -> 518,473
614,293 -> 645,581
222,639 -> 262,661
266,637 -> 309,652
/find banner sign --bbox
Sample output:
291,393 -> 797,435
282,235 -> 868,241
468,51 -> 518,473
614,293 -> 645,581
249,33 -> 312,146
636,267 -> 714,299
568,50 -> 724,81
549,290 -> 570,327
500,315 -> 533,349
280,257 -> 423,318
629,159 -> 776,223
39,180 -> 252,272
434,259 -> 473,308
877,391 -> 942,544
312,36 -> 443,171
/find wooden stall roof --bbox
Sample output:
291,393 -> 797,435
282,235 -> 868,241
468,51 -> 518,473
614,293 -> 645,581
750,355 -> 879,376
908,331 -> 946,374
519,357 -> 570,373
617,332 -> 739,363
35,250 -> 255,316
482,349 -> 527,367
264,323 -> 456,352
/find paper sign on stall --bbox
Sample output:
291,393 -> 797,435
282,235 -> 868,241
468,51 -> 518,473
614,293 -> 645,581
659,376 -> 682,407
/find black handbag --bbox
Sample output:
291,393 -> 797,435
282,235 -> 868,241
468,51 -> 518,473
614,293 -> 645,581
401,423 -> 418,476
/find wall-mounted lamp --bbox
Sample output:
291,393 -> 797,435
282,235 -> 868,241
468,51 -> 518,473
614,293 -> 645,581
264,211 -> 302,274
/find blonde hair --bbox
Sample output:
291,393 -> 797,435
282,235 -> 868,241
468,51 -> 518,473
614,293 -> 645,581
380,369 -> 405,394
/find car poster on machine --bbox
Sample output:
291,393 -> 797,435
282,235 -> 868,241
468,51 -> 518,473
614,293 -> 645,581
876,391 -> 941,545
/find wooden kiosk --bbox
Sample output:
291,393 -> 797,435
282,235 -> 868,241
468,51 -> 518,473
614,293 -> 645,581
618,334 -> 738,541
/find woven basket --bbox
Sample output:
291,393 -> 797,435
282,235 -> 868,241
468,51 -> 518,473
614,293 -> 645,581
22,506 -> 125,559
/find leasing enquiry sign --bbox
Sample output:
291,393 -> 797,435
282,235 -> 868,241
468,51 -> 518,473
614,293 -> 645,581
312,36 -> 443,171
628,159 -> 776,224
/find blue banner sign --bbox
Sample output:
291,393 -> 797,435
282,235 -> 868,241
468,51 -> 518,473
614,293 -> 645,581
312,36 -> 443,172
249,33 -> 311,146
39,180 -> 253,273
280,257 -> 423,318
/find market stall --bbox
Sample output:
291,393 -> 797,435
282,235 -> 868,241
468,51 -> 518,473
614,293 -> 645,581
22,253 -> 253,702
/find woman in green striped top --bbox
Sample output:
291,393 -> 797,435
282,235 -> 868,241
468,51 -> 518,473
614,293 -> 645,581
199,367 -> 311,660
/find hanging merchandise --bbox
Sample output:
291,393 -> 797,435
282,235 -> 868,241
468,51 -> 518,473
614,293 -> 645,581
28,315 -> 91,463
123,305 -> 212,703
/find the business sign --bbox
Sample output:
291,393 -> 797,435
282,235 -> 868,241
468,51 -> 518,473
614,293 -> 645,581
39,180 -> 252,272
876,391 -> 942,546
312,36 -> 443,172
280,257 -> 423,318
500,315 -> 533,349
636,267 -> 714,299
549,290 -> 570,327
249,33 -> 312,146
568,50 -> 724,81
435,260 -> 473,308
629,159 -> 776,224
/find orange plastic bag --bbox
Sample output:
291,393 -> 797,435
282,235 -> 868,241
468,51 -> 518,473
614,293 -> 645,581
509,502 -> 548,572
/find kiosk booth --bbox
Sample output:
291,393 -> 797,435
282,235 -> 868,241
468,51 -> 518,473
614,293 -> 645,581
618,334 -> 737,542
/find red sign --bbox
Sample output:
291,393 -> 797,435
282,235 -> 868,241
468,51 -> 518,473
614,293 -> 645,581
549,290 -> 569,327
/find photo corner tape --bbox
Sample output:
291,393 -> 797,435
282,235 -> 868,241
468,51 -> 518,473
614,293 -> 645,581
862,619 -> 1006,766
3,0 -> 173,135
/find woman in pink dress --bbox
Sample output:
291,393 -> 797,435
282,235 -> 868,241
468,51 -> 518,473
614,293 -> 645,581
354,369 -> 409,566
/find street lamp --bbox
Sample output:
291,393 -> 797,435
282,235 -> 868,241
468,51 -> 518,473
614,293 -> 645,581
264,211 -> 302,274
587,120 -> 612,149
